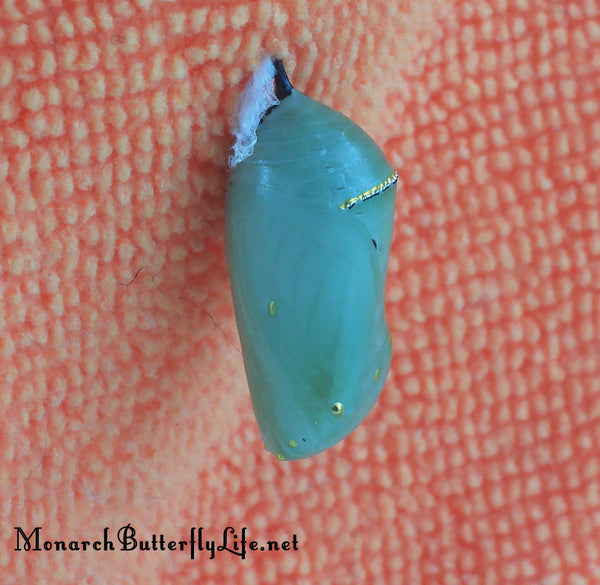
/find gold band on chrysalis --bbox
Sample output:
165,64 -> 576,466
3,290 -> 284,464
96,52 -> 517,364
340,170 -> 399,210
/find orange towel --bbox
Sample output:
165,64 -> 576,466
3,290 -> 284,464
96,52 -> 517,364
3,1 -> 600,583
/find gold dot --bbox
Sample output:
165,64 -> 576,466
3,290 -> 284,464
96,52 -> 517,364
375,368 -> 380,380
275,453 -> 286,461
268,300 -> 277,317
288,439 -> 298,448
331,402 -> 344,416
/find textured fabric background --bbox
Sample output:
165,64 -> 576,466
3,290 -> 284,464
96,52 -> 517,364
2,0 -> 600,583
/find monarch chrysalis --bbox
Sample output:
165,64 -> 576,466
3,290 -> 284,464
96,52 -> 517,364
226,57 -> 398,460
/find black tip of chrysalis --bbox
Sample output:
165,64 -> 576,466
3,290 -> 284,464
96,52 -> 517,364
272,58 -> 293,100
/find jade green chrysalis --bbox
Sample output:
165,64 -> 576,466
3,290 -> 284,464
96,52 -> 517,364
226,58 -> 397,461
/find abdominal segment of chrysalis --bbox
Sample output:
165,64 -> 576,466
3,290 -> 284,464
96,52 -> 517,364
226,57 -> 398,460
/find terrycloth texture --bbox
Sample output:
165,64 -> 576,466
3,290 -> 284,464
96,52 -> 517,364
2,0 -> 600,583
